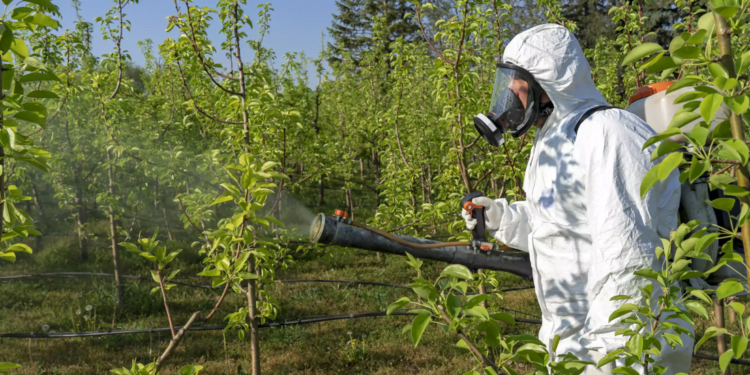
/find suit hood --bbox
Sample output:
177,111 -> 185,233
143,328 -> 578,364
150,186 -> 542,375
502,24 -> 607,123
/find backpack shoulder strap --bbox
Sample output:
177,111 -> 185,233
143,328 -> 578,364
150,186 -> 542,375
573,105 -> 617,135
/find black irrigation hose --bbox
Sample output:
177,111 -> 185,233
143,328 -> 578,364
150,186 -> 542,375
0,309 -> 742,368
0,272 -> 215,289
0,272 -> 535,294
0,312 -> 418,339
693,352 -> 750,366
0,311 -> 542,339
278,279 -> 411,290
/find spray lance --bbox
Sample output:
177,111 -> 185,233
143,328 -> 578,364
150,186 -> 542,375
309,202 -> 532,280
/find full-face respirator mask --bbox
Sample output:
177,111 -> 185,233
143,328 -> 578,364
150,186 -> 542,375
473,63 -> 554,147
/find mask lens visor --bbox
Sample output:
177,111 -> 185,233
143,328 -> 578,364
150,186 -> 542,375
488,67 -> 536,133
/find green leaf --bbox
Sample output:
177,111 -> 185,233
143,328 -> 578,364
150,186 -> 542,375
675,90 -> 708,104
668,112 -> 701,128
19,71 -> 58,82
645,55 -> 683,74
464,294 -> 490,310
411,313 -> 431,347
0,26 -> 12,54
446,294 -> 461,318
464,305 -> 490,321
14,111 -> 45,127
612,367 -> 640,375
237,272 -> 259,280
627,334 -> 644,359
9,38 -> 27,57
26,90 -> 58,99
693,327 -> 727,353
490,312 -> 514,324
732,335 -> 748,359
714,6 -> 739,20
671,46 -> 700,60
643,128 -> 682,149
634,268 -> 659,279
689,158 -> 708,183
686,29 -> 708,44
717,280 -> 744,299
658,152 -> 683,181
700,93 -> 724,123
197,269 -> 220,277
180,365 -> 204,375
728,302 -> 746,316
27,13 -> 59,28
690,289 -> 713,304
667,76 -> 701,94
651,141 -> 684,162
687,125 -> 709,147
709,173 -> 736,190
698,12 -> 715,31
709,63 -> 729,80
410,281 -> 438,302
720,349 -> 735,372
684,300 -> 709,319
440,264 -> 473,280
719,139 -> 749,165
5,243 -> 31,253
608,303 -> 638,321
483,320 -> 501,347
210,194 -> 233,206
709,198 -> 736,212
641,165 -> 660,199
24,0 -> 59,12
0,128 -> 15,149
0,363 -> 22,370
387,297 -> 410,315
724,95 -> 749,115
695,233 -> 720,253
622,43 -> 664,66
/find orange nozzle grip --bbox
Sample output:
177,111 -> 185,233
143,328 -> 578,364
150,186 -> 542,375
333,209 -> 348,218
463,202 -> 484,212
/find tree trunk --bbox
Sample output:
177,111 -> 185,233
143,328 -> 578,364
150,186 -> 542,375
107,149 -> 124,305
30,180 -> 46,251
246,256 -> 261,375
714,296 -> 731,375
318,177 -> 324,207
714,10 -> 750,287
155,178 -> 173,241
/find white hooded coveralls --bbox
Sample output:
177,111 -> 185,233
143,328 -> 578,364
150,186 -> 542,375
491,24 -> 694,374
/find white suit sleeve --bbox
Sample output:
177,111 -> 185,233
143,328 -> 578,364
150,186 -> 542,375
578,114 -> 670,353
489,199 -> 533,252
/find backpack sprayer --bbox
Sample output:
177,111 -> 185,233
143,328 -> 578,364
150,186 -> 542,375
309,82 -> 746,287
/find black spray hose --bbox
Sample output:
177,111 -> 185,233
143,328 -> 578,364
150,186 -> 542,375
350,219 -> 514,251
310,214 -> 533,280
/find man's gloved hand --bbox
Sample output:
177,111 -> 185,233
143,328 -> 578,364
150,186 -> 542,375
461,196 -> 503,232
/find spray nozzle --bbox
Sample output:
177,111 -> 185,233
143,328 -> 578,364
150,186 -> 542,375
333,209 -> 351,224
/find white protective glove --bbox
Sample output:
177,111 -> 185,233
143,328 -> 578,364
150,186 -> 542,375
461,196 -> 503,232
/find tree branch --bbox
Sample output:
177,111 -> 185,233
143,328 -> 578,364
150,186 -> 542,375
174,59 -> 243,125
153,311 -> 201,374
413,3 -> 455,65
172,0 -> 243,96
156,270 -> 176,338
106,0 -> 125,101
393,83 -> 411,169
438,306 -> 498,371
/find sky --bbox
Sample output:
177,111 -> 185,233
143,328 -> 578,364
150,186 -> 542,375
56,0 -> 339,86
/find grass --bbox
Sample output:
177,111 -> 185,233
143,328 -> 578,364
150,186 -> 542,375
0,222 -> 746,374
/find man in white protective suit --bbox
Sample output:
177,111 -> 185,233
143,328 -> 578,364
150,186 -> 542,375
465,24 -> 694,374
